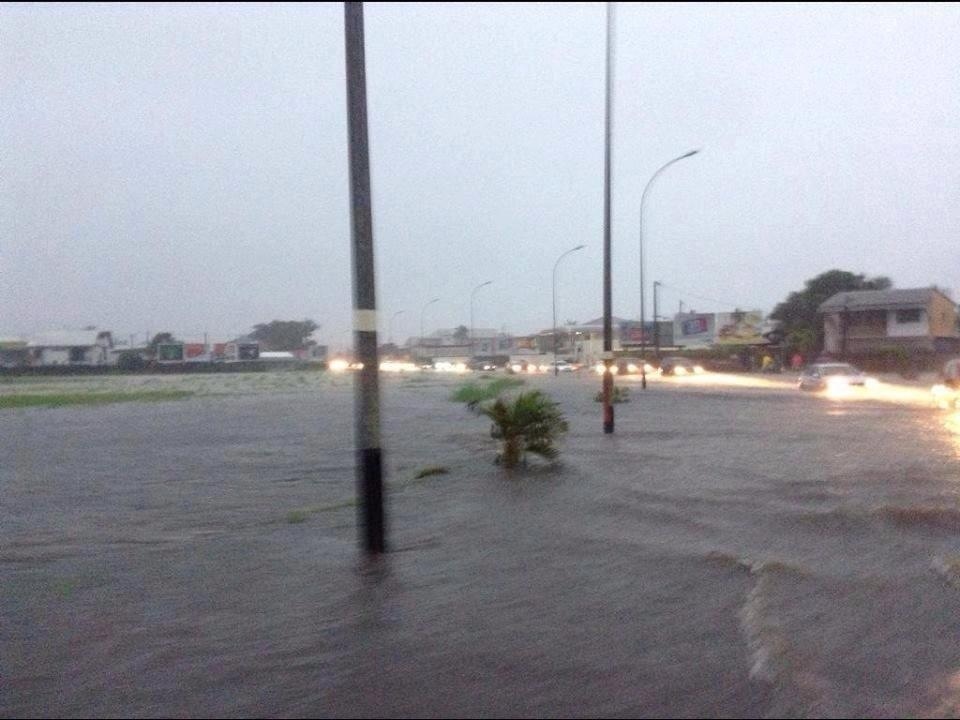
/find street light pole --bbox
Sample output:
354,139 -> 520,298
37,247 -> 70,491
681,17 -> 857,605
653,280 -> 661,361
388,310 -> 403,346
639,149 -> 700,390
419,297 -> 439,363
553,244 -> 586,376
601,1 -> 615,434
470,280 -> 492,359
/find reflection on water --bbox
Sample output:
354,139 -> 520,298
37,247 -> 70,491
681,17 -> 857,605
945,412 -> 960,459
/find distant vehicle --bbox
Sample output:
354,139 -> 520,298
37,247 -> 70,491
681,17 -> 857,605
471,355 -> 509,372
553,360 -> 576,372
798,362 -> 872,392
931,358 -> 960,409
942,358 -> 960,389
470,358 -> 499,372
659,357 -> 703,376
509,359 -> 551,374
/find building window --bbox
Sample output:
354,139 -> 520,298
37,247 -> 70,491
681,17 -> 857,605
896,309 -> 922,324
68,347 -> 85,362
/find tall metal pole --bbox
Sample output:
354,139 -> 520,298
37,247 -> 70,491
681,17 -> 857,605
653,280 -> 660,361
344,1 -> 385,555
470,280 -> 492,359
420,297 -> 439,362
553,244 -> 586,376
638,149 -> 700,390
602,2 -> 615,433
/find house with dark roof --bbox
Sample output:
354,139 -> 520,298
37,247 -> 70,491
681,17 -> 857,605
819,288 -> 959,355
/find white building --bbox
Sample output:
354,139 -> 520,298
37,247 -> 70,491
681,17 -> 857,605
413,328 -> 511,360
28,330 -> 114,366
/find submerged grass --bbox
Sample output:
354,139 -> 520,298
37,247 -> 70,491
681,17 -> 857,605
0,390 -> 194,410
450,377 -> 524,408
413,465 -> 449,479
286,499 -> 358,524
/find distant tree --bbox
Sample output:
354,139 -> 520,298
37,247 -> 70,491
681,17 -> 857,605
785,328 -> 816,355
249,319 -> 318,351
453,325 -> 470,343
117,350 -> 146,371
770,270 -> 893,349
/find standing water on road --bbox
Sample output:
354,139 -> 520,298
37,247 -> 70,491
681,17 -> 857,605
4,372 -> 960,717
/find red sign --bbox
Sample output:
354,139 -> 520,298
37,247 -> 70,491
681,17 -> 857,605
184,343 -> 206,359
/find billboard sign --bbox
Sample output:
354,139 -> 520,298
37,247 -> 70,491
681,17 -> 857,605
619,321 -> 653,345
715,310 -> 767,345
157,343 -> 184,362
184,343 -> 206,360
673,313 -> 715,347
237,342 -> 259,360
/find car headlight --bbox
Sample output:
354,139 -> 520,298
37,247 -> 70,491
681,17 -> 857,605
674,366 -> 687,375
693,365 -> 705,374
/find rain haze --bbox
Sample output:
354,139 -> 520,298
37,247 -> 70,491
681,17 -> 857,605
3,2 -> 959,346
9,5 -> 960,719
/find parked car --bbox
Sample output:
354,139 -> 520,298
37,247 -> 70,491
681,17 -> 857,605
798,362 -> 872,392
659,357 -> 703,376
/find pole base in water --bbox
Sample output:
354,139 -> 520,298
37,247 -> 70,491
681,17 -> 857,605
358,446 -> 385,555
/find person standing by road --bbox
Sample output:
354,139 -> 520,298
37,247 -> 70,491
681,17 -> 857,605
761,353 -> 775,373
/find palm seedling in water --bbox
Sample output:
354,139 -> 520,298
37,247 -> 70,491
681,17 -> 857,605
478,390 -> 568,468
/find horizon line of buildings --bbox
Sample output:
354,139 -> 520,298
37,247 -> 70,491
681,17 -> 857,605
4,287 -> 957,369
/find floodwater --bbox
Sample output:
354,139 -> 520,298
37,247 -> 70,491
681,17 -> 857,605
3,371 -> 960,717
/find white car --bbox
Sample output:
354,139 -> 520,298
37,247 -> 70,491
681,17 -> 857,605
798,363 -> 871,392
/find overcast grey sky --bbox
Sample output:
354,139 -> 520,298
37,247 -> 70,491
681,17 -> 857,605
3,2 -> 959,347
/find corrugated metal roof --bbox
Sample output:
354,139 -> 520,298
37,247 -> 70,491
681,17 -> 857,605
819,288 -> 950,312
27,330 -> 103,348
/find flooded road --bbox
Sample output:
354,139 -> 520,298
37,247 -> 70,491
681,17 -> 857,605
4,371 -> 960,717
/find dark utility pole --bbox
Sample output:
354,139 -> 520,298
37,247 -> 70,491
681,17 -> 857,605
344,1 -> 385,555
602,1 -> 615,434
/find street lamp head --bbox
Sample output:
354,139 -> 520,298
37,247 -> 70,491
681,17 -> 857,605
574,244 -> 586,251
683,149 -> 701,159
472,280 -> 492,296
